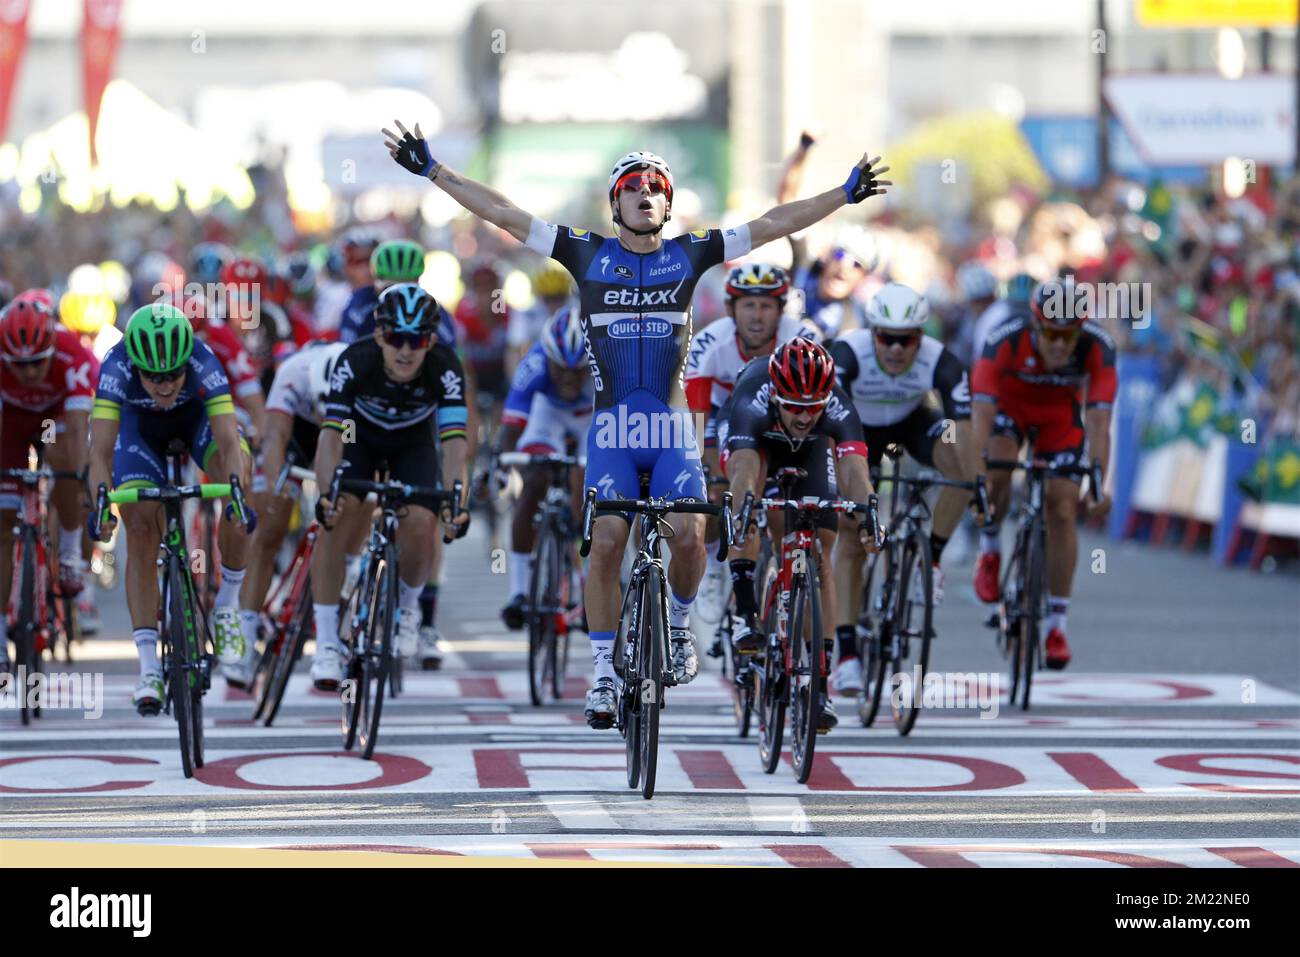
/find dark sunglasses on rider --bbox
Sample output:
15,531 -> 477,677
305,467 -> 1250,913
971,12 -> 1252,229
2,351 -> 54,367
773,395 -> 829,412
1034,323 -> 1081,344
381,328 -> 433,350
615,172 -> 669,196
140,367 -> 185,384
873,329 -> 921,349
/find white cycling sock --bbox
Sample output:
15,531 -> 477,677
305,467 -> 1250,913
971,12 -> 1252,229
589,631 -> 616,684
507,551 -> 532,598
133,628 -> 160,676
313,603 -> 340,653
58,527 -> 82,562
1047,596 -> 1070,634
979,524 -> 1001,556
398,579 -> 422,612
215,564 -> 245,609
669,591 -> 694,630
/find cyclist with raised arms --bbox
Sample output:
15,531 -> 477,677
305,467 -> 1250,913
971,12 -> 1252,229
308,284 -> 470,690
87,304 -> 254,713
720,338 -> 880,730
827,282 -> 975,695
971,277 -> 1116,669
684,262 -> 818,622
495,305 -> 593,629
381,118 -> 889,729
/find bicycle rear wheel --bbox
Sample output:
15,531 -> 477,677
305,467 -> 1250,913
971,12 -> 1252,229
858,549 -> 891,728
358,553 -> 396,759
527,520 -> 560,706
789,563 -> 824,784
638,564 -> 666,800
890,535 -> 933,736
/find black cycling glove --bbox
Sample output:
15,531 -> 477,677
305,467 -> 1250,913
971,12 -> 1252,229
841,161 -> 885,204
392,129 -> 436,178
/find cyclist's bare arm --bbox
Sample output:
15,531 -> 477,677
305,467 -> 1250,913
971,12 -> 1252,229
440,436 -> 469,529
381,121 -> 533,243
63,409 -> 91,475
744,153 -> 890,249
210,412 -> 250,487
87,417 -> 118,497
1085,407 -> 1111,479
240,390 -> 268,448
970,400 -> 997,477
726,448 -> 762,503
313,427 -> 344,508
260,411 -> 294,491
835,452 -> 875,505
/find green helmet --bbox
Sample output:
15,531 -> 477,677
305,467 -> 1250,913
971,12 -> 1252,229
124,303 -> 194,374
370,240 -> 426,283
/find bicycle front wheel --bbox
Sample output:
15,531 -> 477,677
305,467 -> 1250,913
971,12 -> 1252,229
638,563 -> 667,800
858,549 -> 890,728
1019,520 -> 1047,711
890,535 -> 933,736
358,555 -> 396,760
263,594 -> 312,727
616,569 -> 642,789
165,556 -> 198,778
788,563 -> 824,785
527,519 -> 560,707
13,526 -> 39,725
756,601 -> 785,775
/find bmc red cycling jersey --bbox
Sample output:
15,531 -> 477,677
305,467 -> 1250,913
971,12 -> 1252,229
971,318 -> 1117,452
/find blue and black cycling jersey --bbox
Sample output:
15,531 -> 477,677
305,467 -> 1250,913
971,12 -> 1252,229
338,285 -> 457,349
501,343 -> 594,429
524,220 -> 752,410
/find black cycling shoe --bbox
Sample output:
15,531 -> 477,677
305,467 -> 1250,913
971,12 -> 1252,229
500,594 -> 528,631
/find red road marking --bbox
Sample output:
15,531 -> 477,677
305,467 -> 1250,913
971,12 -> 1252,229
467,711 -> 510,725
457,677 -> 504,700
1049,677 -> 1214,703
800,752 -> 1026,792
676,750 -> 744,789
0,754 -> 158,794
894,845 -> 1185,868
195,751 -> 431,790
527,842 -> 722,861
1205,846 -> 1299,868
223,685 -> 253,702
473,748 -> 624,788
1048,752 -> 1143,793
765,844 -> 851,868
1155,752 -> 1300,794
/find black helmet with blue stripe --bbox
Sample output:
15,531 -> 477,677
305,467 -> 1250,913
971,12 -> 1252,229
375,283 -> 438,334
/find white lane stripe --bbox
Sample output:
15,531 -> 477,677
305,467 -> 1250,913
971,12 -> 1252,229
539,794 -> 621,831
745,796 -> 809,834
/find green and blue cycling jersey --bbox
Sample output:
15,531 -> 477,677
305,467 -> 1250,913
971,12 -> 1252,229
523,218 -> 752,501
91,338 -> 240,489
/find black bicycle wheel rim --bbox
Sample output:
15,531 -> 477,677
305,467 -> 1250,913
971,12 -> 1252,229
547,541 -> 567,700
756,598 -> 785,774
891,536 -> 933,736
639,564 -> 665,800
527,521 -> 557,707
265,595 -> 311,727
617,569 -> 641,789
340,575 -> 366,750
359,555 -> 394,759
1020,522 -> 1046,711
789,563 -> 823,784
166,557 -> 195,779
858,549 -> 888,727
183,565 -> 208,769
59,592 -> 77,665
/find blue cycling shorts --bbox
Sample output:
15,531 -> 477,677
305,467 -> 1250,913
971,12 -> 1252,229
113,401 -> 244,489
584,389 -> 707,504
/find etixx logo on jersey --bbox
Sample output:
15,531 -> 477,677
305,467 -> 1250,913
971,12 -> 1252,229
610,318 -> 672,339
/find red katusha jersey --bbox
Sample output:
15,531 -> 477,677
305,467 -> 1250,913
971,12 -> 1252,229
0,328 -> 99,414
971,317 -> 1118,452
203,321 -> 262,400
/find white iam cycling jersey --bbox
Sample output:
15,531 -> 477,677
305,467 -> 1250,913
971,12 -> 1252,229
684,314 -> 819,412
830,330 -> 971,427
265,340 -> 348,425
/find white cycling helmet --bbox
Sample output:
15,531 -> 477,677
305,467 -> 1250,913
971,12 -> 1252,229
956,261 -> 998,302
829,225 -> 880,273
608,151 -> 674,202
307,341 -> 349,405
866,282 -> 930,331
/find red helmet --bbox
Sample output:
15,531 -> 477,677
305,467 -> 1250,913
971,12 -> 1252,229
14,288 -> 55,313
0,298 -> 57,360
262,272 -> 291,306
219,256 -> 268,293
768,338 -> 836,407
1030,277 -> 1089,330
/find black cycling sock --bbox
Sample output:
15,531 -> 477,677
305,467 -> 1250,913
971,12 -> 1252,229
420,583 -> 439,628
929,532 -> 949,564
835,624 -> 858,660
728,559 -> 758,619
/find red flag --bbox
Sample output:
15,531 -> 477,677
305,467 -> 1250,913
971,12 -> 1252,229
0,0 -> 32,145
81,0 -> 125,166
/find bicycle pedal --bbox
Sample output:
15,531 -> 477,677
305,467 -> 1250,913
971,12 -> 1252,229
706,641 -> 724,659
136,702 -> 162,717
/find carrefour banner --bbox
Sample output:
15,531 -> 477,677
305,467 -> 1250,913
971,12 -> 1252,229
82,0 -> 125,166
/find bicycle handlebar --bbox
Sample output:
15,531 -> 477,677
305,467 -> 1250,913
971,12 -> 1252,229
108,482 -> 231,504
324,463 -> 466,543
732,490 -> 884,548
272,461 -> 317,497
984,457 -> 1103,504
1,467 -> 85,484
497,451 -> 585,468
578,487 -> 732,561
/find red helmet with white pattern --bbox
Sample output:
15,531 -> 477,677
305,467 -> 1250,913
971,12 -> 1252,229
768,337 -> 835,407
0,298 -> 57,361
